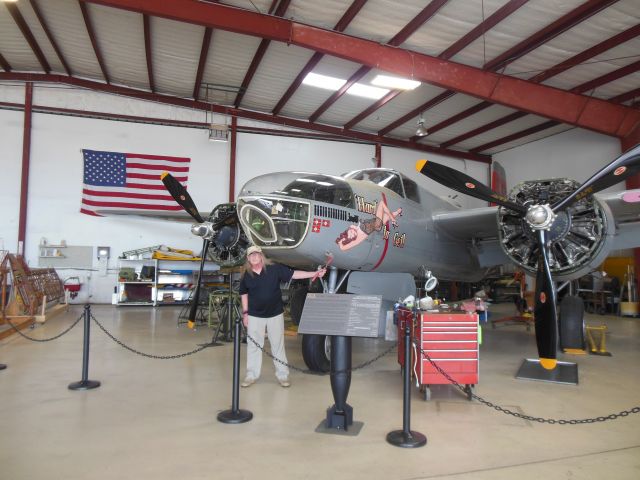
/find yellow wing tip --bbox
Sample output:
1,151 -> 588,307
416,159 -> 428,172
187,320 -> 195,330
160,171 -> 169,180
539,358 -> 557,370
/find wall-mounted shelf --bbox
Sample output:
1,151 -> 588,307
116,258 -> 220,306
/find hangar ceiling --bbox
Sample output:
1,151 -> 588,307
1,0 -> 639,162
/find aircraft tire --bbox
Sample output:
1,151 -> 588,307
302,334 -> 330,372
559,295 -> 585,350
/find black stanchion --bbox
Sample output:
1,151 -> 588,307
387,309 -> 426,448
0,364 -> 6,370
69,305 -> 101,391
217,315 -> 252,424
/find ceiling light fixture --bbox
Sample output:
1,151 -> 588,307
347,83 -> 389,100
415,113 -> 428,137
302,72 -> 346,91
371,75 -> 420,90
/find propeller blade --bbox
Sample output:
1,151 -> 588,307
416,160 -> 527,215
552,143 -> 640,212
186,239 -> 210,329
161,172 -> 205,223
533,230 -> 558,370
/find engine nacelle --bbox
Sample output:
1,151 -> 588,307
194,203 -> 249,267
498,179 -> 615,282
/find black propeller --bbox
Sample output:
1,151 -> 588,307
416,143 -> 640,370
161,172 -> 205,223
161,172 -> 209,329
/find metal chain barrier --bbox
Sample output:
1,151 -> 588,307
90,312 -> 210,360
414,341 -> 640,424
245,330 -> 397,375
5,312 -> 84,342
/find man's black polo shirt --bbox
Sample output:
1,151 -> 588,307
238,264 -> 294,318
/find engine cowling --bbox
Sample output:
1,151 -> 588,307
201,203 -> 249,267
498,179 -> 614,282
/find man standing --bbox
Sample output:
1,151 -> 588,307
239,245 -> 326,387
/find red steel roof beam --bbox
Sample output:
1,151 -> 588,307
441,21 -> 640,148
143,14 -> 155,92
378,91 -> 456,136
78,0 -> 110,83
570,59 -> 640,94
271,0 -> 368,116
192,27 -> 212,100
427,0 -> 622,145
5,2 -> 51,73
309,0 -> 447,124
379,0 -> 527,136
81,0 -> 640,138
609,87 -> 640,104
0,72 -> 491,163
471,120 -> 560,153
411,101 -> 492,141
29,0 -> 72,75
484,0 -> 619,72
0,52 -> 11,72
343,90 -> 403,130
233,0 -> 291,107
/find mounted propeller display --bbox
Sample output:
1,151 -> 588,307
160,172 -> 246,329
416,143 -> 640,369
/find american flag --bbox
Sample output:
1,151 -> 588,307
81,149 -> 191,216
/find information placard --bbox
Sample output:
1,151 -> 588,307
298,293 -> 382,337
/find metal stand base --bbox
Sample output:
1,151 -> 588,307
326,404 -> 353,430
0,364 -> 6,370
515,358 -> 578,385
68,380 -> 101,390
386,430 -> 427,448
315,419 -> 363,436
217,409 -> 253,424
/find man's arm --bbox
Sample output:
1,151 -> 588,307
241,293 -> 249,327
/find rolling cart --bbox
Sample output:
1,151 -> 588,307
397,308 -> 479,401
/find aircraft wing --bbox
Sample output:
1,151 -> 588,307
431,206 -> 509,268
596,189 -> 640,250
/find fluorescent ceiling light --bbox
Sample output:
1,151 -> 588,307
302,72 -> 346,91
371,75 -> 421,90
347,83 -> 389,100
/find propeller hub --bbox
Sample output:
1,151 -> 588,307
191,222 -> 212,238
525,204 -> 556,230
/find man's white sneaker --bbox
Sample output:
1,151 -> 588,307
241,378 -> 256,388
278,378 -> 291,388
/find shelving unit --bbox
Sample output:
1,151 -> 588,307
116,259 -> 220,306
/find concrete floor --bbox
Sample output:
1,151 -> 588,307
1,303 -> 639,480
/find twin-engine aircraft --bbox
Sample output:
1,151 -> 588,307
161,143 -> 640,371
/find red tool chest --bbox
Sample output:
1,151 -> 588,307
397,308 -> 479,401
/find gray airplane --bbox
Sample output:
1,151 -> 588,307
162,144 -> 640,372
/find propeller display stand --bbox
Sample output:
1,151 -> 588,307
217,314 -> 253,424
387,307 -> 427,448
516,359 -> 578,385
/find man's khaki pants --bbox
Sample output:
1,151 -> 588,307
245,313 -> 289,381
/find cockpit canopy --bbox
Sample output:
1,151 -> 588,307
239,172 -> 354,208
342,168 -> 420,203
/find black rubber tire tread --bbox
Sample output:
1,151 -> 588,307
559,295 -> 585,350
302,334 -> 330,372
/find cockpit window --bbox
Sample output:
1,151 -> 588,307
344,169 -> 405,197
281,175 -> 354,208
402,177 -> 420,203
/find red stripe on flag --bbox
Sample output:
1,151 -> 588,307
80,208 -> 101,216
125,153 -> 190,162
127,173 -> 187,181
83,188 -> 176,201
126,162 -> 190,172
124,183 -> 171,190
82,199 -> 183,210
